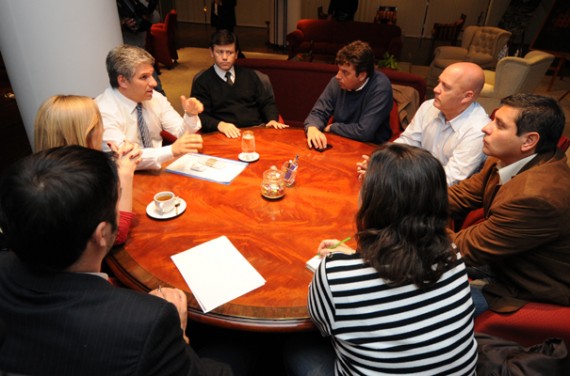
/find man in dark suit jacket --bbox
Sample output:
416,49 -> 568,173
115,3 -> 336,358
0,146 -> 232,375
448,94 -> 570,316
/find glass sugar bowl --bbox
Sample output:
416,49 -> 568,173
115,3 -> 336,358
261,166 -> 285,200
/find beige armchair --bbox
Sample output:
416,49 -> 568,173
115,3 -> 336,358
477,50 -> 555,114
427,26 -> 511,88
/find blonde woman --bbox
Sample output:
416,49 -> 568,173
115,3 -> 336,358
34,95 -> 141,245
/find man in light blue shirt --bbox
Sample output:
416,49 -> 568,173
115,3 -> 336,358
358,62 -> 489,185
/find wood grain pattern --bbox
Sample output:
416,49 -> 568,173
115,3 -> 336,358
106,127 -> 376,332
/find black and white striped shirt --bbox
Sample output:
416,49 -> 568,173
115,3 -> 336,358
308,252 -> 477,375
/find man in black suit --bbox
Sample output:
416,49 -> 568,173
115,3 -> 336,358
0,146 -> 232,375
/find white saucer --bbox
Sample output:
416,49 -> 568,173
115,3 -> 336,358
238,152 -> 259,162
146,198 -> 187,219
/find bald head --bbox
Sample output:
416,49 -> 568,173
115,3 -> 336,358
444,62 -> 485,98
433,62 -> 485,120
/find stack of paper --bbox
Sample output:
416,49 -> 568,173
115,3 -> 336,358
166,153 -> 247,185
171,236 -> 266,313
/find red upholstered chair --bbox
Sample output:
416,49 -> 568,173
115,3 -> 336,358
160,130 -> 178,145
474,302 -> 570,347
558,135 -> 570,152
147,9 -> 178,69
388,99 -> 402,141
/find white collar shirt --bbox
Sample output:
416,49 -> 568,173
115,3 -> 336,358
354,77 -> 369,92
82,272 -> 110,281
96,87 -> 201,170
497,154 -> 537,185
214,64 -> 236,84
395,99 -> 490,186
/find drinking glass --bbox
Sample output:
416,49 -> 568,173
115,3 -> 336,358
241,130 -> 256,154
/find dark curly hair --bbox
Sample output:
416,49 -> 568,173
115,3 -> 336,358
335,40 -> 375,77
356,143 -> 456,288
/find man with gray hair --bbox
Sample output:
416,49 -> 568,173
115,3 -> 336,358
97,44 -> 204,170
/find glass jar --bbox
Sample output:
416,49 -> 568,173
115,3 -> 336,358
281,159 -> 298,187
261,166 -> 285,200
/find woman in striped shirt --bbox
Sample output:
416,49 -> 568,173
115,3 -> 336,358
303,144 -> 478,375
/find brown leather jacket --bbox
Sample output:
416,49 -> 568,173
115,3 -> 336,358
449,149 -> 570,312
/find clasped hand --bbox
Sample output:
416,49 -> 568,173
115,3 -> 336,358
107,140 -> 142,175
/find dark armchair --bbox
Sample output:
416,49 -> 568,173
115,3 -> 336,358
428,14 -> 466,64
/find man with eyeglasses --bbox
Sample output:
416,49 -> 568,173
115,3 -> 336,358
191,30 -> 289,138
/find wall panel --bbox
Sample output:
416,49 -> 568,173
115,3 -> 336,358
174,0 -> 496,38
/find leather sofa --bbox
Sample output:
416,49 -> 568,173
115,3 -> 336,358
286,19 -> 403,61
235,58 -> 426,137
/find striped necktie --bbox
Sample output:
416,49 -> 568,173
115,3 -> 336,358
136,103 -> 152,148
225,71 -> 234,85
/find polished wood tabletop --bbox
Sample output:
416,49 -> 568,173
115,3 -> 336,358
106,127 -> 376,332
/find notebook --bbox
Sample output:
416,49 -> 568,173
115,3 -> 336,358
306,254 -> 323,272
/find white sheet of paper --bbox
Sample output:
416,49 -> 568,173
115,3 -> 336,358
171,236 -> 266,313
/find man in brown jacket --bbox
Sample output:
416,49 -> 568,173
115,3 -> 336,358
448,93 -> 570,316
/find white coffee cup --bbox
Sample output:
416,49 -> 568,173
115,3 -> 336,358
154,191 -> 176,215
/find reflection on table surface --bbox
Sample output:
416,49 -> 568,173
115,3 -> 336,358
106,127 -> 376,332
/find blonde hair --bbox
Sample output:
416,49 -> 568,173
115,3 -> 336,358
34,95 -> 103,152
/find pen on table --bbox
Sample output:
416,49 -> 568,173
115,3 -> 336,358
330,236 -> 351,249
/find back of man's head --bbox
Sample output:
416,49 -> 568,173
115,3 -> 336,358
335,40 -> 375,78
0,146 -> 119,271
502,93 -> 565,153
209,29 -> 237,48
106,44 -> 154,88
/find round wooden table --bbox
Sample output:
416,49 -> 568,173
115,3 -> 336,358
106,127 -> 376,332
